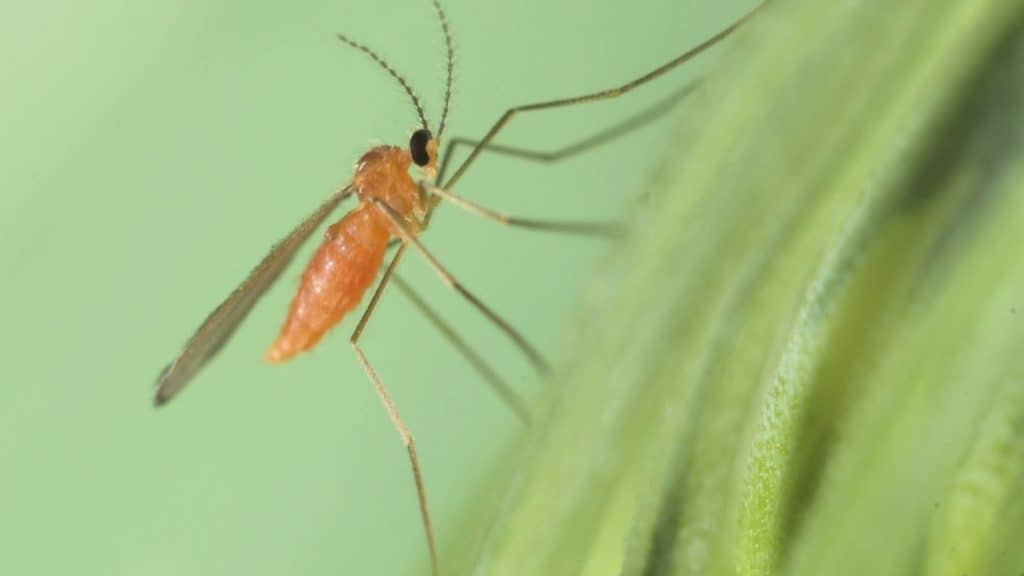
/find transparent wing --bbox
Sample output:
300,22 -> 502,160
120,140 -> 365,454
154,186 -> 354,406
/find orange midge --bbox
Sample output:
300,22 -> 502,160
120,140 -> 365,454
154,1 -> 759,573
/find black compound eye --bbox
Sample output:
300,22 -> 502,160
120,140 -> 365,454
409,129 -> 432,167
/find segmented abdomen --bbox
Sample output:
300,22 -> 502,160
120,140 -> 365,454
265,203 -> 389,363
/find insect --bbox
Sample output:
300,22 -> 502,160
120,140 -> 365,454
155,1 -> 759,573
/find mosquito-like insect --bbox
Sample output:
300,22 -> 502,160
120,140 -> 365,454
154,1 -> 759,572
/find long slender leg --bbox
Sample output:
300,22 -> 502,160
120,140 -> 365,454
370,198 -> 549,376
435,82 -> 698,182
423,183 -> 623,237
441,3 -> 762,190
418,82 -> 703,242
393,274 -> 532,426
348,244 -> 439,576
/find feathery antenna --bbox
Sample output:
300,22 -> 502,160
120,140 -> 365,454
336,33 -> 430,131
431,0 -> 455,139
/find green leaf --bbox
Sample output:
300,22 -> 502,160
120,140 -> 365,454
444,0 -> 1024,574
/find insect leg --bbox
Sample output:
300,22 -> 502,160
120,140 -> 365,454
393,274 -> 532,425
435,82 -> 697,182
348,243 -> 439,576
423,183 -> 622,237
440,3 -> 762,190
370,198 -> 549,376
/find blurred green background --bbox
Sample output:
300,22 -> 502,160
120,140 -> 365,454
0,0 -> 748,574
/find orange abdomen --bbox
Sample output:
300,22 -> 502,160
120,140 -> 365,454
265,203 -> 390,363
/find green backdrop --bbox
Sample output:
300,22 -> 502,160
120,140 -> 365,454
0,0 -> 749,574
